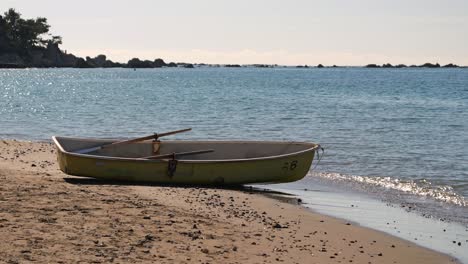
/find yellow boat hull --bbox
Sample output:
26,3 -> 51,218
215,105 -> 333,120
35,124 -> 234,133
53,137 -> 320,185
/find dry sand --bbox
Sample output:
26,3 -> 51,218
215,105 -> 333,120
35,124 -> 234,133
0,140 -> 459,263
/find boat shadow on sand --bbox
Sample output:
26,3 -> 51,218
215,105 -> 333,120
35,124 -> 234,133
63,177 -> 302,205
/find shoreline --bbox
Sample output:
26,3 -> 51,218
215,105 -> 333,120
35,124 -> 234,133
260,183 -> 468,263
1,65 -> 468,69
0,140 -> 460,263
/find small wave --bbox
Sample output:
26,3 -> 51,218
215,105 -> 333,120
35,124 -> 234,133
311,172 -> 467,207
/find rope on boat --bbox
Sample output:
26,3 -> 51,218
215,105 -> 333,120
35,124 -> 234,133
311,145 -> 325,171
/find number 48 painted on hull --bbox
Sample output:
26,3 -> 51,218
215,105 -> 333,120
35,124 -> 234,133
282,160 -> 298,171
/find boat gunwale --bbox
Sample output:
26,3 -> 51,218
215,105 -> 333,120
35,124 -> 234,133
52,136 -> 320,164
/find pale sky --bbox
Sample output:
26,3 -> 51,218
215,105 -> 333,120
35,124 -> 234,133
2,0 -> 467,65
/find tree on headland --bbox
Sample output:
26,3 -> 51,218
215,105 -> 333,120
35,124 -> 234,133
0,15 -> 10,51
0,8 -> 184,68
0,8 -> 60,56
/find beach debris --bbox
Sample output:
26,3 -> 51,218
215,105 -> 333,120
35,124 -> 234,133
136,234 -> 154,247
273,223 -> 287,229
180,230 -> 203,240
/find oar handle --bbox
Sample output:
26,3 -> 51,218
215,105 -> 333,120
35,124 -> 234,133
142,149 -> 214,160
155,128 -> 192,139
106,134 -> 157,148
104,128 -> 192,148
75,128 -> 192,154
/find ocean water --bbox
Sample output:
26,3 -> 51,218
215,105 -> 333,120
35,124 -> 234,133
1,67 -> 467,225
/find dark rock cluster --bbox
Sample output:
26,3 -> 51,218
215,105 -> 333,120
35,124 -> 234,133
365,62 -> 460,68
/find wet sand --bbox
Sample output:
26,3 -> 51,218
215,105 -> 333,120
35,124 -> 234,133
0,140 -> 459,263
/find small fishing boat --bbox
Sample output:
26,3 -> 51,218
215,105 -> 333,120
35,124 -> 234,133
52,129 -> 322,185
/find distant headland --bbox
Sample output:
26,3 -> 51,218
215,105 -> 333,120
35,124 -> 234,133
0,8 -> 465,69
0,8 -> 195,69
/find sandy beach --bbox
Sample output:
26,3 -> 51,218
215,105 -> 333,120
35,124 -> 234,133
0,140 -> 459,263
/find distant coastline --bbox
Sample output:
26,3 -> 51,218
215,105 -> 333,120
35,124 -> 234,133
0,8 -> 466,69
1,60 -> 466,69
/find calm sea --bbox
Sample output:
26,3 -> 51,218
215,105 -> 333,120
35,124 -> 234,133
1,67 -> 467,224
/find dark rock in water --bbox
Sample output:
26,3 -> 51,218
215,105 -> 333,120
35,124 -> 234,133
419,62 -> 440,68
62,53 -> 79,67
296,65 -> 309,68
106,60 -> 122,68
395,64 -> 407,68
332,65 -> 338,68
170,62 -> 194,68
84,54 -> 107,67
317,64 -> 324,68
65,52 -> 119,68
225,64 -> 241,67
85,56 -> 97,67
382,63 -> 393,68
443,63 -> 459,68
127,58 -> 154,68
153,58 -> 166,68
74,58 -> 93,68
127,58 -> 141,68
253,64 -> 270,68
365,64 -> 380,68
84,54 -> 120,68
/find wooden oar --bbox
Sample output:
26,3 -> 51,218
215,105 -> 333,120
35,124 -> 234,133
142,149 -> 214,160
75,128 -> 192,154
